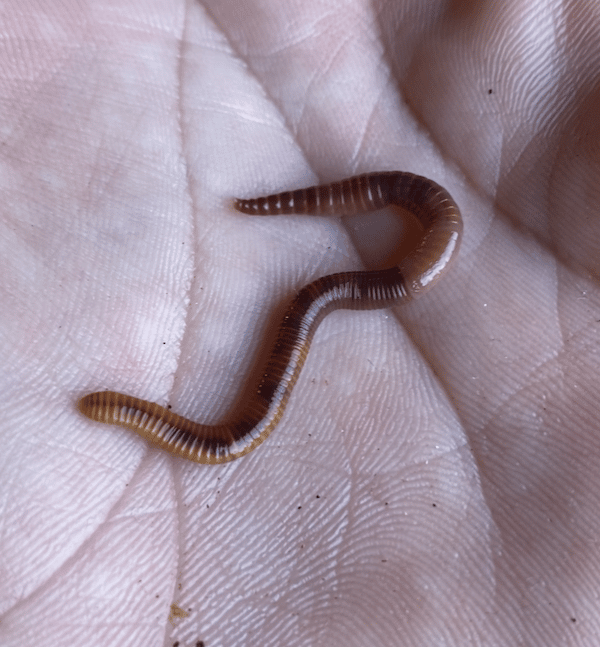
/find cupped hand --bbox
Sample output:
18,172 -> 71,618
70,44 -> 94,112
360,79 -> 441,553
2,2 -> 600,646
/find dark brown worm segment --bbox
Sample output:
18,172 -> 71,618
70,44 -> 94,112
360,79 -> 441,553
78,172 -> 462,464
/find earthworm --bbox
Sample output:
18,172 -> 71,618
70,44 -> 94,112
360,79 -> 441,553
78,172 -> 462,464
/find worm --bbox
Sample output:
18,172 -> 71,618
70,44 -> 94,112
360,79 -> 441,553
78,172 -> 462,464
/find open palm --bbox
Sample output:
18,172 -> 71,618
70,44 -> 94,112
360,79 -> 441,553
2,2 -> 600,646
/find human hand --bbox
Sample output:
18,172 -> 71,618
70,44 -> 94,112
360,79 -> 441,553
2,2 -> 600,646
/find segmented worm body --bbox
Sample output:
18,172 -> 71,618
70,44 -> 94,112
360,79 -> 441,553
78,172 -> 462,464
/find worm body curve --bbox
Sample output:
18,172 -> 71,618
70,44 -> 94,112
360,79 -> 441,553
78,172 -> 462,464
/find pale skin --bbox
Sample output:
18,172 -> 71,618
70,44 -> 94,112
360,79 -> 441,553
2,2 -> 600,646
